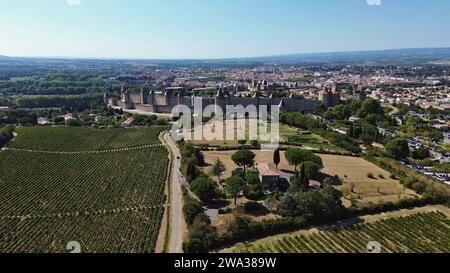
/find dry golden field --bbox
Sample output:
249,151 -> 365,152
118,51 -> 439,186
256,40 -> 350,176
319,154 -> 419,206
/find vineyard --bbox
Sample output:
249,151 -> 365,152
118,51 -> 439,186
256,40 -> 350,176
0,126 -> 170,253
232,212 -> 450,253
0,208 -> 164,253
11,126 -> 168,151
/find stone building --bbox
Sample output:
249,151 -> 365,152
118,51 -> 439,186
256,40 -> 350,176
108,86 -> 323,114
319,85 -> 341,108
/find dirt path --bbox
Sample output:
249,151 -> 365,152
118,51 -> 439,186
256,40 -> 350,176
383,103 -> 400,116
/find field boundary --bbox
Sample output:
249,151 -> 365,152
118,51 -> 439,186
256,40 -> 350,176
4,144 -> 164,154
1,204 -> 166,221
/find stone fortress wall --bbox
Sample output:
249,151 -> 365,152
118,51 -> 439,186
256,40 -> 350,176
106,85 -> 364,114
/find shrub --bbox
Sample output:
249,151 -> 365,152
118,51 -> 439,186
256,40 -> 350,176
232,168 -> 245,178
218,207 -> 232,215
241,201 -> 265,213
411,181 -> 427,194
183,217 -> 217,253
250,140 -> 260,147
194,212 -> 211,225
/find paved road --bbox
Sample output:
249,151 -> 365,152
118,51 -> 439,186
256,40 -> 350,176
163,133 -> 201,253
163,133 -> 185,253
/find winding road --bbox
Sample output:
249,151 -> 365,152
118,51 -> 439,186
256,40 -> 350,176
383,103 -> 400,116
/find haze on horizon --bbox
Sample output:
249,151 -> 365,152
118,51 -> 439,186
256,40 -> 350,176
1,0 -> 450,59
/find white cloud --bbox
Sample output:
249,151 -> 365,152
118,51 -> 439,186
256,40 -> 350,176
66,0 -> 81,7
367,0 -> 382,6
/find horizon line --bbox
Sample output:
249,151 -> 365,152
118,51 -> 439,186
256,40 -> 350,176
2,46 -> 450,61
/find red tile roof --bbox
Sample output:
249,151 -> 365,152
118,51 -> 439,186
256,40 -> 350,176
257,163 -> 281,177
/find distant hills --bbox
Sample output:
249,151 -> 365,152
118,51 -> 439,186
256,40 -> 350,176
248,47 -> 450,64
1,47 -> 450,64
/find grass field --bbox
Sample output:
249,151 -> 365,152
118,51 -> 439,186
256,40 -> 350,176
11,126 -> 167,151
229,211 -> 450,253
202,150 -> 417,207
0,126 -> 169,253
189,119 -> 329,148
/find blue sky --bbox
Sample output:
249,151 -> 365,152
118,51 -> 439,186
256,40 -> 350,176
1,0 -> 450,59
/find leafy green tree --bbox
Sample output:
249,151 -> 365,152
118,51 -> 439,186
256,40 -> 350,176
302,161 -> 321,178
278,186 -> 344,220
190,174 -> 218,202
386,137 -> 410,160
244,170 -> 260,184
231,150 -> 255,172
285,148 -> 323,172
244,171 -> 264,200
182,157 -> 201,182
288,164 -> 310,193
358,99 -> 382,117
225,176 -> 247,205
411,147 -> 430,160
285,148 -> 304,171
277,192 -> 301,217
181,141 -> 205,166
361,132 -> 375,146
183,198 -> 204,225
194,148 -> 206,166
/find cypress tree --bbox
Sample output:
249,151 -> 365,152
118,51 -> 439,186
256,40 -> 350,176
273,149 -> 281,170
288,164 -> 310,193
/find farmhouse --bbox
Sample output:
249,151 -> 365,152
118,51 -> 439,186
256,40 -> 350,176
257,163 -> 281,187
